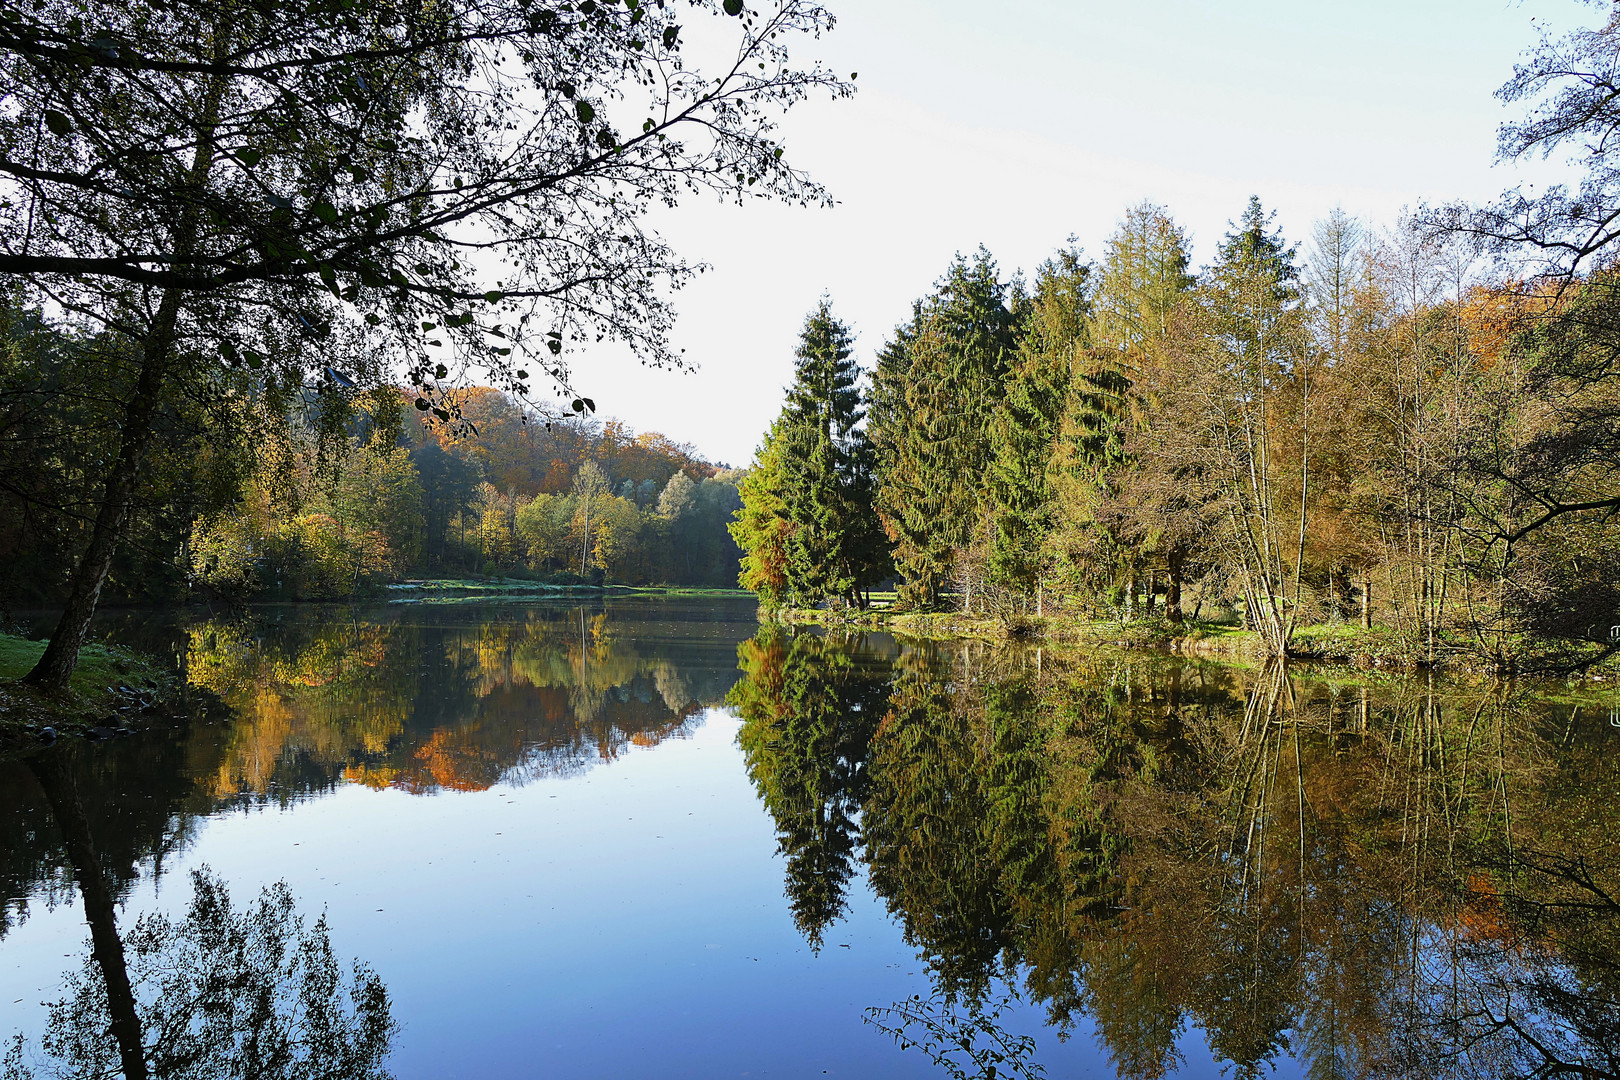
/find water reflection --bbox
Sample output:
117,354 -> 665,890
7,758 -> 393,1080
0,599 -> 752,941
186,604 -> 742,797
730,628 -> 1620,1080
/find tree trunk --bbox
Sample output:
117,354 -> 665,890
25,302 -> 178,691
1165,552 -> 1185,625
27,756 -> 150,1080
1361,569 -> 1373,630
26,34 -> 225,690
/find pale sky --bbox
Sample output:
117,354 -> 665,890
569,0 -> 1592,466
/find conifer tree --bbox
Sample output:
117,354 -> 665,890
735,301 -> 886,608
870,250 -> 1019,609
986,249 -> 1093,610
1049,207 -> 1194,611
1167,196 -> 1306,651
778,301 -> 883,605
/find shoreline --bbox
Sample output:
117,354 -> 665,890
0,632 -> 192,753
769,606 -> 1620,680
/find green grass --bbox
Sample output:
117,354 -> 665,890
0,632 -> 173,738
386,578 -> 755,601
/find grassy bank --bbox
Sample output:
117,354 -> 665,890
770,605 -> 1620,677
385,578 -> 753,602
774,605 -> 1256,651
0,633 -> 177,744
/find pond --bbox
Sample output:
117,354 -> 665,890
2,597 -> 1617,1079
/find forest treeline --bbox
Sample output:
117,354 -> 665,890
0,337 -> 744,605
735,196 -> 1620,669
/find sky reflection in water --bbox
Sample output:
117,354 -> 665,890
3,598 -> 1617,1079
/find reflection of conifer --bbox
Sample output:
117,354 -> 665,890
730,627 -> 889,949
862,667 -> 1011,997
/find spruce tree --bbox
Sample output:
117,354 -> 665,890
986,249 -> 1093,609
870,249 -> 1019,609
1202,196 -> 1306,651
771,300 -> 887,607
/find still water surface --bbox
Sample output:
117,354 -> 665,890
1,598 -> 1616,1079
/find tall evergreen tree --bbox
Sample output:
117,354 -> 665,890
780,301 -> 877,605
735,300 -> 887,608
986,249 -> 1093,609
870,249 -> 1019,609
1179,195 -> 1306,651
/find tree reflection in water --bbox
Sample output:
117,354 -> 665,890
181,603 -> 744,800
0,600 -> 751,954
729,628 -> 1620,1080
865,991 -> 1045,1080
6,759 -> 393,1080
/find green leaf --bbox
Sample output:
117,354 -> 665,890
237,147 -> 261,167
575,100 -> 595,124
364,313 -> 381,326
582,397 -> 595,412
661,23 -> 679,48
723,0 -> 743,14
414,398 -> 430,410
484,290 -> 503,303
434,363 -> 448,379
571,398 -> 584,412
244,351 -> 264,369
43,110 -> 72,136
547,339 -> 563,355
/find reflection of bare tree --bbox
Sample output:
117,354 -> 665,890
864,991 -> 1046,1080
11,759 -> 393,1080
22,757 -> 147,1080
